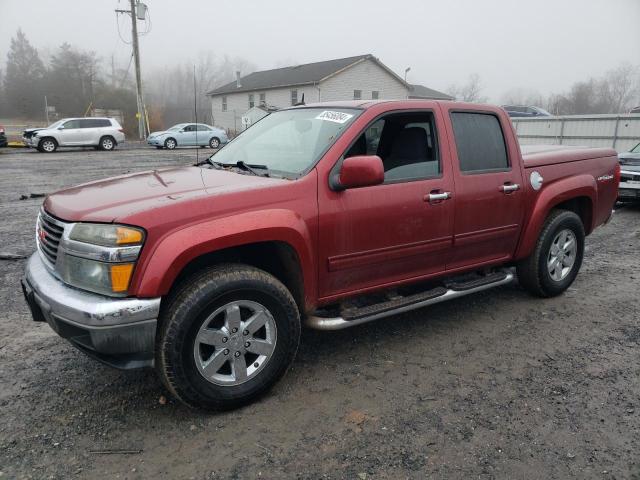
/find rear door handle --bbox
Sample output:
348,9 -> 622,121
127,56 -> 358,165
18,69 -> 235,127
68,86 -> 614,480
425,191 -> 452,202
500,184 -> 520,193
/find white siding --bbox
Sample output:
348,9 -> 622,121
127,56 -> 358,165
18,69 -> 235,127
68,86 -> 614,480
211,85 -> 320,133
319,58 -> 408,102
209,58 -> 409,133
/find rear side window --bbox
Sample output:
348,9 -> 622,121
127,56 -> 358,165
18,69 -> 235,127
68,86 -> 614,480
451,112 -> 509,173
79,119 -> 111,128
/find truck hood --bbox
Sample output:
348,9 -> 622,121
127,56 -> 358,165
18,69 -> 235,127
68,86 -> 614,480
44,166 -> 286,223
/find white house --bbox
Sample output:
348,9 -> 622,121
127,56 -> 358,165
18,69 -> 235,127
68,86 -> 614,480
206,54 -> 452,133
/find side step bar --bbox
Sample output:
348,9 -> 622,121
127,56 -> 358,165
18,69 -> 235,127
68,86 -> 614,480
305,271 -> 515,331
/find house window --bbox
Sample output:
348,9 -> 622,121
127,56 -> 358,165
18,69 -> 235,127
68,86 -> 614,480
291,89 -> 298,105
372,91 -> 379,100
259,92 -> 266,106
248,94 -> 255,109
222,96 -> 227,112
353,90 -> 362,100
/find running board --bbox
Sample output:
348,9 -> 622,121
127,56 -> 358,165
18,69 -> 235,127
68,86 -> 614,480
305,271 -> 515,331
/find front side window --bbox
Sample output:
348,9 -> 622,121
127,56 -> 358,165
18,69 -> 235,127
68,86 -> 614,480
353,90 -> 362,100
63,119 -> 81,129
222,96 -> 227,112
209,108 -> 360,176
451,112 -> 509,173
291,89 -> 298,105
344,111 -> 440,182
248,94 -> 254,109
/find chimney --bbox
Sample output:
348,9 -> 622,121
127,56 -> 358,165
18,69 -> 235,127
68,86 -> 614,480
235,71 -> 242,88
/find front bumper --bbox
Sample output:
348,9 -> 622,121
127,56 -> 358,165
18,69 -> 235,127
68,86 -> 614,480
618,180 -> 640,200
147,137 -> 162,146
22,253 -> 161,369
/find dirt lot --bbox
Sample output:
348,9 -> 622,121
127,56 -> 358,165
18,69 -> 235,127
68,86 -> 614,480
0,146 -> 639,479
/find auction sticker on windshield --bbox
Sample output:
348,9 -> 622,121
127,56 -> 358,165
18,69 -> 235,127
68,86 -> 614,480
315,111 -> 354,124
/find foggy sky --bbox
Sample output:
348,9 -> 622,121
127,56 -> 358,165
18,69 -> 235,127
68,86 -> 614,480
0,0 -> 638,101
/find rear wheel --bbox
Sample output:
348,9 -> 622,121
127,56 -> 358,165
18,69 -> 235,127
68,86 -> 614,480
99,136 -> 116,151
517,210 -> 585,297
38,138 -> 57,153
156,264 -> 301,410
164,138 -> 177,150
209,137 -> 220,149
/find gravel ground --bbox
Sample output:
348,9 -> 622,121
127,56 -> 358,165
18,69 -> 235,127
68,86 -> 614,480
0,146 -> 639,479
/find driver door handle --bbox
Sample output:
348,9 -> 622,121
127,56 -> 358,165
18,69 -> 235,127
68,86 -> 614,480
500,183 -> 520,193
426,191 -> 452,202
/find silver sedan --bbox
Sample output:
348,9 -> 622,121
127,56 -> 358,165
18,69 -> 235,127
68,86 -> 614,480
147,123 -> 229,150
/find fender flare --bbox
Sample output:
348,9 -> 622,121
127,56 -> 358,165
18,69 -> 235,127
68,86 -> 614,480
514,174 -> 596,260
132,209 -> 316,301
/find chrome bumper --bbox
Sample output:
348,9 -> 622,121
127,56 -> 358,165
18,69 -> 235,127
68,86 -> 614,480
22,253 -> 161,369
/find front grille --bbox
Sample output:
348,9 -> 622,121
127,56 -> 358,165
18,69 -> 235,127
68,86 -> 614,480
37,211 -> 66,266
621,172 -> 640,182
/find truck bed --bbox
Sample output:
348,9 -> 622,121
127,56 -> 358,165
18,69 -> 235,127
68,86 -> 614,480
521,144 -> 617,168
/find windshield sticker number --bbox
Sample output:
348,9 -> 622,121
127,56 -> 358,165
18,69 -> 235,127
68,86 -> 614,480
315,111 -> 354,124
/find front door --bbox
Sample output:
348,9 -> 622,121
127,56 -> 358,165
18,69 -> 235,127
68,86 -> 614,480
445,110 -> 525,270
58,119 -> 84,145
318,109 -> 454,299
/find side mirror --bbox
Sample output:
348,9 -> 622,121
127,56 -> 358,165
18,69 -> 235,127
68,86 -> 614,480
57,126 -> 65,130
334,155 -> 384,190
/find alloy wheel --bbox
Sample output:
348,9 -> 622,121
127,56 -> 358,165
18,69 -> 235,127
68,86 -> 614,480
547,228 -> 576,281
193,300 -> 277,386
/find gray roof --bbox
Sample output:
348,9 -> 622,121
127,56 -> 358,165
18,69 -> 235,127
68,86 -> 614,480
208,54 -> 384,96
408,84 -> 453,100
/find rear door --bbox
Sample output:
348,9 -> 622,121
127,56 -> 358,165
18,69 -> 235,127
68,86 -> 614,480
180,124 -> 197,145
444,109 -> 525,270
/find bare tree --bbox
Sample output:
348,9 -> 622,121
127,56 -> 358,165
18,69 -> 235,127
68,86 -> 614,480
599,63 -> 640,113
447,73 -> 487,103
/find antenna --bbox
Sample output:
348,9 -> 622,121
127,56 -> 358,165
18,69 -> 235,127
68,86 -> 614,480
193,64 -> 199,164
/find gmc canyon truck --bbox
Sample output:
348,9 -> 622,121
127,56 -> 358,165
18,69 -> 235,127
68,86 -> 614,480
22,100 -> 620,410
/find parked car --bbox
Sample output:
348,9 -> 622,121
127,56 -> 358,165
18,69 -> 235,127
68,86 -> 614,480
23,118 -> 125,153
630,106 -> 640,114
147,123 -> 228,149
503,105 -> 552,118
0,125 -> 7,148
22,100 -> 619,410
618,142 -> 640,201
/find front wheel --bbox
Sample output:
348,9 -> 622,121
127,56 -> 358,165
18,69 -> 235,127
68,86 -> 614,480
164,137 -> 177,150
156,264 -> 301,410
517,210 -> 585,298
38,138 -> 58,153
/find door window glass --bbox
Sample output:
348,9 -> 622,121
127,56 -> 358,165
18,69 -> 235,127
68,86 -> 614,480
451,112 -> 509,173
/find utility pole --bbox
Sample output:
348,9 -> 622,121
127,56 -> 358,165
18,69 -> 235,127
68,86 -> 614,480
130,0 -> 145,139
116,1 -> 147,139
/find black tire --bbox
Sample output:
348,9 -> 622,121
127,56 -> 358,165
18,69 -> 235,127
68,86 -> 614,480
99,136 -> 116,151
209,137 -> 220,149
156,264 -> 301,410
516,210 -> 585,298
164,137 -> 177,150
38,137 -> 58,153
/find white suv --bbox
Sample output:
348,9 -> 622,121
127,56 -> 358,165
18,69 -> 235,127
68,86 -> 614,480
24,118 -> 125,153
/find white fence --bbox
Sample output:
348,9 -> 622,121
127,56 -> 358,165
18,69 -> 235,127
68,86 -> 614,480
512,114 -> 640,153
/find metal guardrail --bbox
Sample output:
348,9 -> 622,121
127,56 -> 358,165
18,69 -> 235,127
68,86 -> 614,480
512,114 -> 640,152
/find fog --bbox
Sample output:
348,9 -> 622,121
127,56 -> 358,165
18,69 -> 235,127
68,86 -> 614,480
0,0 -> 638,101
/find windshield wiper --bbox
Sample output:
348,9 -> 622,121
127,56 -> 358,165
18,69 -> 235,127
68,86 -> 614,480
199,158 -> 270,177
235,161 -> 269,177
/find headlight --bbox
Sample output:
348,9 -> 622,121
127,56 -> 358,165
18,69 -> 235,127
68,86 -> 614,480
70,224 -> 143,246
59,223 -> 145,296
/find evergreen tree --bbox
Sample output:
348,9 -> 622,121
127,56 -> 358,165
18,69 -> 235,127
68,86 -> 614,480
4,29 -> 45,118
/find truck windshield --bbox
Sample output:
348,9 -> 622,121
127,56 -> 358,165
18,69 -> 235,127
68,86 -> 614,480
209,108 -> 361,176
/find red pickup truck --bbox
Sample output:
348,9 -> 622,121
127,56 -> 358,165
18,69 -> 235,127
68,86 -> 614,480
22,100 -> 619,410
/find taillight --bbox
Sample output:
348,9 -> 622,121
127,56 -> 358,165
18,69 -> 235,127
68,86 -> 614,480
118,128 -> 125,133
0,126 -> 5,134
